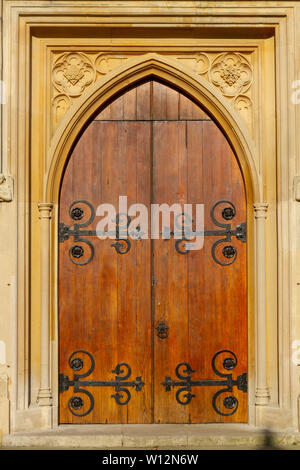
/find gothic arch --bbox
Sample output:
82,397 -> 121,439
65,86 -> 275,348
35,52 -> 268,426
45,53 -> 260,204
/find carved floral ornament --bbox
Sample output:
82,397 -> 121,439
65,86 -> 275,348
52,52 -> 96,97
209,52 -> 252,97
175,52 -> 211,76
176,52 -> 253,134
51,51 -> 254,131
52,52 -> 130,97
51,52 -> 131,128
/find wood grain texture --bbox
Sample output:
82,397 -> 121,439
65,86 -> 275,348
94,81 -> 211,121
59,80 -> 247,424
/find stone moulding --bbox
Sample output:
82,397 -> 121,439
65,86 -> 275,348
47,53 -> 259,203
51,51 -> 254,135
44,53 -> 262,429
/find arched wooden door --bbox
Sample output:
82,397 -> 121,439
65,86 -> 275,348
58,80 -> 247,424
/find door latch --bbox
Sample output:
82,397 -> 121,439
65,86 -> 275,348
155,321 -> 169,339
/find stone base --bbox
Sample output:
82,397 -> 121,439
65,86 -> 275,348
11,406 -> 53,433
2,424 -> 300,449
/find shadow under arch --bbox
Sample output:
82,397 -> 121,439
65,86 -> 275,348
45,53 -> 260,205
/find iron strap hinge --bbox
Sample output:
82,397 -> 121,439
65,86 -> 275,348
162,350 -> 247,416
59,200 -> 246,266
59,350 -> 145,417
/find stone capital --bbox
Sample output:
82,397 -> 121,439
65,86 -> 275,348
38,202 -> 53,219
253,202 -> 268,218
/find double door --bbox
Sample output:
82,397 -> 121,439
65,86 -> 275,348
58,80 -> 247,424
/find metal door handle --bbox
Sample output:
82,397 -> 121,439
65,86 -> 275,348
155,321 -> 169,339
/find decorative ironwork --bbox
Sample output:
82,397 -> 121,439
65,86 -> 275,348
59,199 -> 246,266
222,245 -> 236,259
59,350 -> 145,417
59,200 -> 96,266
169,213 -> 191,255
59,202 -> 134,265
165,200 -> 246,265
223,357 -> 236,370
69,396 -> 84,411
155,321 -> 169,339
223,396 -> 237,409
70,357 -> 84,371
111,213 -> 131,254
71,245 -> 84,259
71,206 -> 84,221
222,206 -> 235,220
161,350 -> 247,416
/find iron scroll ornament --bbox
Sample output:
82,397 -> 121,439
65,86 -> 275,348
110,212 -> 131,255
209,200 -> 246,266
59,200 -> 96,266
59,350 -> 145,417
170,200 -> 246,265
59,199 -> 246,266
59,201 -> 134,265
161,350 -> 247,416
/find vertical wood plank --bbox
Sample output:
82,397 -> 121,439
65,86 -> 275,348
136,82 -> 151,120
123,87 -> 137,120
152,120 -> 189,423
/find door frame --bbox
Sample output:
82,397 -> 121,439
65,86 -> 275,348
4,2 -> 298,436
45,54 -> 260,426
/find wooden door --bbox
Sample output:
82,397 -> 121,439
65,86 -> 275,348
58,80 -> 247,424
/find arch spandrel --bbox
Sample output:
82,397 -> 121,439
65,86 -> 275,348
46,53 -> 260,204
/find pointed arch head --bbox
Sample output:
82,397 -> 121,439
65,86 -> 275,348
46,53 -> 260,203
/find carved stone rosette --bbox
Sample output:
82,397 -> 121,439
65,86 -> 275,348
209,52 -> 252,97
175,52 -> 253,132
53,52 -> 96,97
51,52 -> 96,130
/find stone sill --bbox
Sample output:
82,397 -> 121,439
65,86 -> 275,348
2,424 -> 300,449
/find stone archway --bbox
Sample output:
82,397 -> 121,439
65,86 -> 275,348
37,53 -> 269,427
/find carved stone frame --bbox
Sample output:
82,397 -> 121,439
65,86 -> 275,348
2,1 -> 298,433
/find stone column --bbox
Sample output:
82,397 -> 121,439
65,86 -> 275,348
254,202 -> 270,405
37,203 -> 53,406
